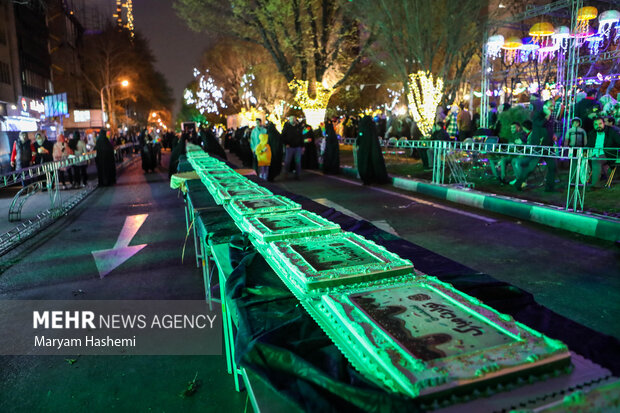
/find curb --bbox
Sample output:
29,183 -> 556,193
340,166 -> 620,242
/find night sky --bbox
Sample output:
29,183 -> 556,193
131,0 -> 216,114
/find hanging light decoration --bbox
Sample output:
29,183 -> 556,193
406,71 -> 443,136
501,36 -> 523,65
486,34 -> 505,60
598,10 -> 620,39
519,37 -> 540,62
539,27 -> 564,62
552,26 -> 571,51
529,22 -> 555,48
576,6 -> 598,45
586,32 -> 604,55
288,79 -> 334,128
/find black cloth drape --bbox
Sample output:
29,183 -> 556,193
357,116 -> 389,185
95,130 -> 116,186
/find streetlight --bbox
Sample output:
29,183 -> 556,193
100,80 -> 129,126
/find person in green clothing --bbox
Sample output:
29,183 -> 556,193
250,118 -> 266,172
356,115 -> 389,185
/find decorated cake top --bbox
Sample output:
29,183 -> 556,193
260,232 -> 413,292
239,210 -> 341,242
212,185 -> 273,205
300,276 -> 570,399
226,195 -> 301,218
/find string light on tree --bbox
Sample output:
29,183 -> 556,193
186,68 -> 227,115
288,79 -> 334,128
386,87 -> 404,111
407,71 -> 443,136
240,72 -> 258,108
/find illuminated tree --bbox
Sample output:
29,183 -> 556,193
81,25 -> 173,130
174,0 -> 371,126
184,69 -> 227,115
350,0 -> 491,131
197,38 -> 292,116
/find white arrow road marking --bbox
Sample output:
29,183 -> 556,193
92,214 -> 148,278
313,198 -> 399,236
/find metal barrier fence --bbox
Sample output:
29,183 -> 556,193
0,142 -> 136,189
0,142 -> 138,256
341,138 -> 619,212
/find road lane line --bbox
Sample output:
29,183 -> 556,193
307,171 -> 497,224
313,198 -> 400,236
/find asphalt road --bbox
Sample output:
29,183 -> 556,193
0,153 -> 246,413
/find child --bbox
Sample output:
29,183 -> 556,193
255,133 -> 271,180
563,117 -> 587,147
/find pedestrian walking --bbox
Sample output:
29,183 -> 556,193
95,129 -> 116,186
141,135 -> 157,173
322,120 -> 340,174
53,134 -> 74,189
10,132 -> 33,186
281,116 -> 304,179
357,115 -> 389,185
266,122 -> 283,181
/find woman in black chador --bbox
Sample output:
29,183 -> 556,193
357,115 -> 389,185
322,120 -> 340,174
266,122 -> 283,181
95,129 -> 116,186
301,125 -> 319,169
141,135 -> 157,173
200,128 -> 228,160
168,133 -> 187,178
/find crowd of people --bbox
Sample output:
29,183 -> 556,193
222,116 -> 344,182
9,87 -> 619,195
8,128 -> 143,190
10,130 -> 91,189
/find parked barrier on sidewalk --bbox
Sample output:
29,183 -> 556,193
342,138 -> 619,212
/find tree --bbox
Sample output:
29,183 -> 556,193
81,26 -> 174,131
350,0 -> 491,133
197,38 -> 291,115
174,0 -> 371,126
